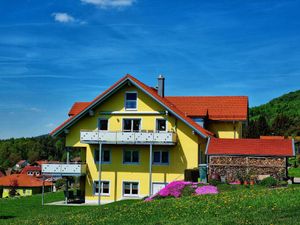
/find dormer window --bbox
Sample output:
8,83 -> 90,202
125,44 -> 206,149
125,92 -> 137,110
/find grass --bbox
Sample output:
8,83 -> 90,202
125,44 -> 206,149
1,186 -> 300,225
289,167 -> 300,177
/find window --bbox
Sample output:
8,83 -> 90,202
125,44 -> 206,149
123,119 -> 141,132
123,150 -> 139,164
94,149 -> 111,163
125,92 -> 137,110
156,119 -> 167,132
94,181 -> 110,195
123,182 -> 139,196
153,150 -> 169,164
98,119 -> 108,131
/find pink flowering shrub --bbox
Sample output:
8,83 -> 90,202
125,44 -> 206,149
195,185 -> 218,195
145,181 -> 218,201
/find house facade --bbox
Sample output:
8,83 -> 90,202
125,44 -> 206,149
46,74 -> 248,204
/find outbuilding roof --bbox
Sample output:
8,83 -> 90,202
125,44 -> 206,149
207,138 -> 295,157
0,174 -> 52,187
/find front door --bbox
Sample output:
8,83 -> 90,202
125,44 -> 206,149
152,182 -> 167,195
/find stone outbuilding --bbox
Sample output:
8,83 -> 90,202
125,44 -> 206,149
206,138 -> 295,182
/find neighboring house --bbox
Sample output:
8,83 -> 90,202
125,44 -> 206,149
44,74 -> 292,204
0,174 -> 52,198
13,160 -> 29,171
20,166 -> 41,177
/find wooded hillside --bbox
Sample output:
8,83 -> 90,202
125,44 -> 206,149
247,90 -> 300,137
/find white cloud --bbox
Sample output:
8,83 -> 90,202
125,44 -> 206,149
81,0 -> 135,8
45,123 -> 55,128
52,13 -> 75,23
28,107 -> 42,112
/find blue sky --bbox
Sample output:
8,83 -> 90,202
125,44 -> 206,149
1,0 -> 300,139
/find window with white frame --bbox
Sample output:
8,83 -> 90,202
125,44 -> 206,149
98,118 -> 108,131
125,92 -> 137,110
94,149 -> 111,163
153,150 -> 169,165
94,181 -> 110,195
123,182 -> 139,196
123,119 -> 141,132
156,119 -> 167,132
123,150 -> 139,164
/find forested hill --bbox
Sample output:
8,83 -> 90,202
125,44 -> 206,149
0,135 -> 65,171
247,90 -> 300,137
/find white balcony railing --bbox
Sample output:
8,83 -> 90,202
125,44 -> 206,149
80,130 -> 177,145
42,163 -> 86,176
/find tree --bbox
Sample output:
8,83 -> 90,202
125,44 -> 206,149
271,114 -> 292,136
257,115 -> 270,136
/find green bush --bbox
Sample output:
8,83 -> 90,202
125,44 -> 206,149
209,179 -> 223,186
181,185 -> 195,197
55,178 -> 66,189
260,176 -> 278,187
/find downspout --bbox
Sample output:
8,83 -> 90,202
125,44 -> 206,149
98,142 -> 102,205
149,143 -> 153,196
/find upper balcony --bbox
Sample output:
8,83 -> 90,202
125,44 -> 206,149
42,163 -> 86,177
80,130 -> 177,145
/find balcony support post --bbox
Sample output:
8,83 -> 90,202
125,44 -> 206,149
149,143 -> 153,196
98,142 -> 102,206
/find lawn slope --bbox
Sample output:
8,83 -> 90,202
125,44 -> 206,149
1,186 -> 300,225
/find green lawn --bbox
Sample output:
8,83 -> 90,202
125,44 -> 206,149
1,186 -> 300,225
289,167 -> 300,177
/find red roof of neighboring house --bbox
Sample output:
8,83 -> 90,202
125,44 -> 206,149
68,102 -> 90,116
0,174 -> 52,187
166,96 -> 248,120
207,138 -> 295,156
51,74 -> 214,137
20,166 -> 41,175
260,136 -> 285,140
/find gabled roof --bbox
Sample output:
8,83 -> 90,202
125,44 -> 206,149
0,174 -> 52,187
207,138 -> 295,157
68,102 -> 90,116
51,74 -> 213,138
166,96 -> 248,121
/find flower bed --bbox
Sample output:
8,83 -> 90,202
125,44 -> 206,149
145,181 -> 218,201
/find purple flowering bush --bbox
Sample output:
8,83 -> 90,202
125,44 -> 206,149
145,181 -> 218,202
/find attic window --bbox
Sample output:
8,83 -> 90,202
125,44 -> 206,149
125,92 -> 137,110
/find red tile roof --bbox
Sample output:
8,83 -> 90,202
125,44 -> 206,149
0,174 -> 52,187
68,102 -> 90,116
207,138 -> 294,156
20,166 -> 41,175
51,74 -> 214,137
166,96 -> 248,120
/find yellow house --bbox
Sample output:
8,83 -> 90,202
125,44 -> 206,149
0,174 -> 52,198
47,74 -> 248,204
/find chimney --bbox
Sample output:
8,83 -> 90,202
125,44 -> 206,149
157,74 -> 165,97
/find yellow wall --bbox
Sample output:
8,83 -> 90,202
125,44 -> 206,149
64,83 -> 241,202
206,121 -> 243,139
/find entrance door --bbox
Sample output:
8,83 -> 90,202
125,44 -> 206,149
152,182 -> 167,195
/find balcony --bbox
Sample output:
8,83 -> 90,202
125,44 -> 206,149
80,130 -> 177,145
41,163 -> 86,176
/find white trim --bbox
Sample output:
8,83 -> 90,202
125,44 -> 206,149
93,180 -> 111,196
98,118 -> 109,131
122,118 -> 142,132
84,199 -> 114,205
122,180 -> 140,197
155,118 -> 167,132
125,91 -> 138,111
122,149 -> 140,164
99,111 -> 164,115
205,137 -> 211,155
